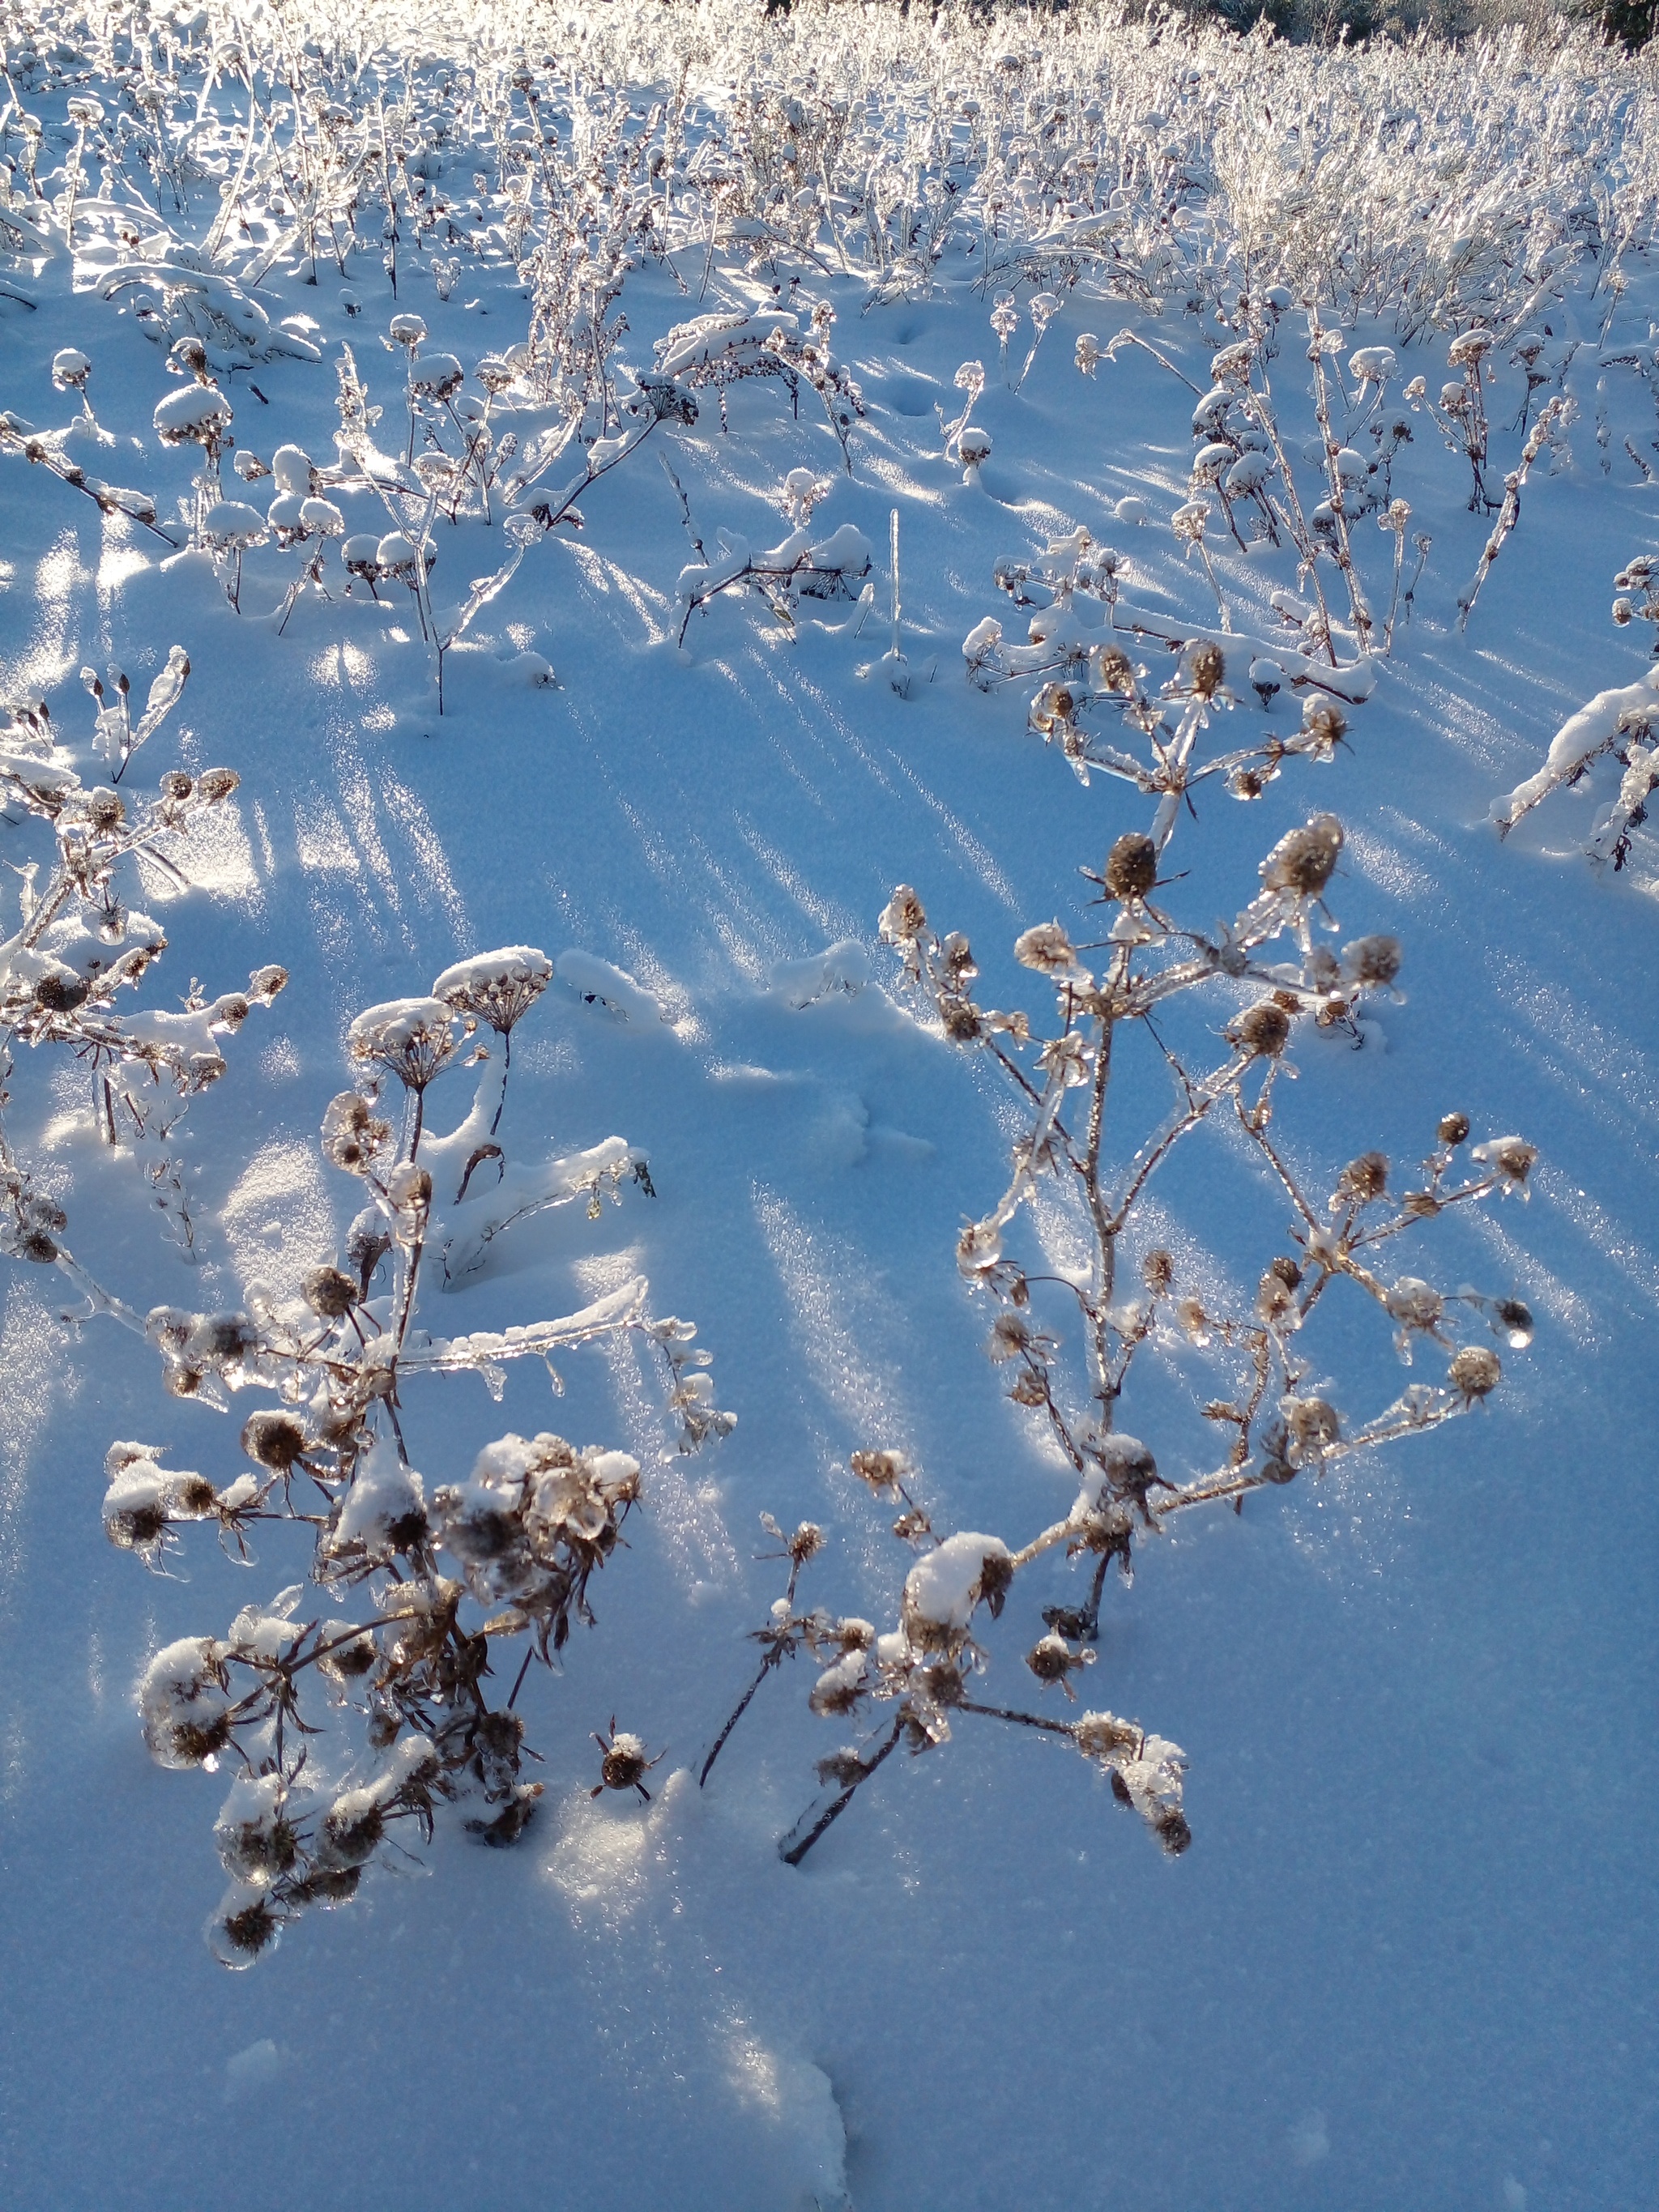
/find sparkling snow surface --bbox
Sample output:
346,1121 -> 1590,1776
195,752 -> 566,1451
0,11 -> 1654,2212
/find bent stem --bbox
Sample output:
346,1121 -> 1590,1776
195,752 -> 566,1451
779,1714 -> 906,1865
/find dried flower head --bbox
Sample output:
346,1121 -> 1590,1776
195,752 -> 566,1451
1472,1135 -> 1537,1193
1449,1345 -> 1501,1401
1104,832 -> 1158,902
1074,1711 -> 1142,1762
591,1720 -> 663,1801
1300,698 -> 1348,753
1014,921 -> 1081,976
431,947 -> 552,1035
1142,1248 -> 1175,1294
1093,642 -> 1135,695
1261,814 -> 1344,899
1230,1000 -> 1292,1058
1283,1396 -> 1340,1461
302,1264 -> 360,1319
1188,640 -> 1226,698
322,1092 -> 392,1176
241,1410 -> 306,1472
879,885 -> 928,944
1337,1151 -> 1389,1204
849,1448 -> 907,1495
1342,936 -> 1401,989
348,998 -> 458,1093
1025,1632 -> 1094,1698
208,1887 -> 283,1970
986,1311 -> 1032,1363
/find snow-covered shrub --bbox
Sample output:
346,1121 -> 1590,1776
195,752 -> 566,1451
675,472 -> 873,648
94,924 -> 732,1962
1494,640 -> 1659,876
0,657 -> 279,1257
696,652 -> 1537,1865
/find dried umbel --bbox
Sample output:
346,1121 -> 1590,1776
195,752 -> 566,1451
432,948 -> 553,1036
348,999 -> 458,1093
322,1092 -> 392,1176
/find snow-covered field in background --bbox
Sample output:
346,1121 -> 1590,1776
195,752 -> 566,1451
0,6 -> 1654,2209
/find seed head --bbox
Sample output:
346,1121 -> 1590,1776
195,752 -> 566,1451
1013,920 -> 1081,976
879,884 -> 927,944
241,1411 -> 306,1472
1342,935 -> 1401,989
1472,1135 -> 1537,1192
1449,1345 -> 1501,1400
1337,1151 -> 1388,1204
1300,699 -> 1347,752
1284,1396 -> 1340,1459
1188,640 -> 1225,698
850,1448 -> 906,1494
1104,832 -> 1158,901
1230,1000 -> 1291,1058
1093,643 -> 1134,695
211,1891 -> 282,1968
1261,814 -> 1343,899
1141,1248 -> 1175,1294
302,1264 -> 360,1319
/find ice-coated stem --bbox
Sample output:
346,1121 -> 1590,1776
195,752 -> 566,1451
779,1713 -> 906,1866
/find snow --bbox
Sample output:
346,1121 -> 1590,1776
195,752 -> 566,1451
151,382 -> 231,439
555,949 -> 662,1024
0,6 -> 1654,2211
901,1530 -> 1011,1644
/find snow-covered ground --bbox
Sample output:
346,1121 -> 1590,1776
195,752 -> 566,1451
0,7 -> 1654,2209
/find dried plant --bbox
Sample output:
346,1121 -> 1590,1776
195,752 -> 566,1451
1494,566 -> 1659,874
0,654 -> 275,1256
675,471 -> 872,650
693,654 -> 1535,1867
100,932 -> 732,1965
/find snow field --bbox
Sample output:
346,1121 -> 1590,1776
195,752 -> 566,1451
0,6 -> 1655,2209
